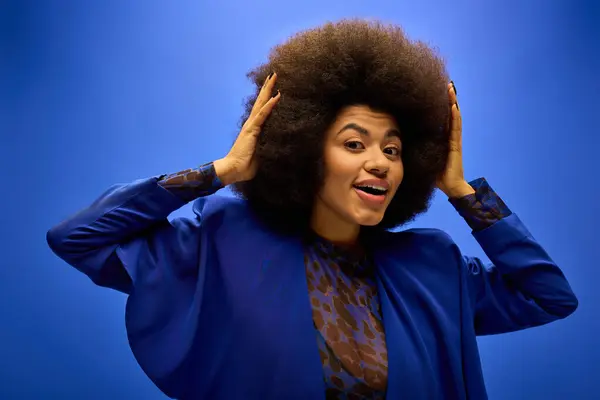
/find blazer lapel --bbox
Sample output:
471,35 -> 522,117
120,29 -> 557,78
374,245 -> 439,399
196,197 -> 325,398
253,234 -> 326,399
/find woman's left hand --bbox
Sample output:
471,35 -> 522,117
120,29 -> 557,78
437,81 -> 475,198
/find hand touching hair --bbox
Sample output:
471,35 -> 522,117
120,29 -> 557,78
232,19 -> 451,233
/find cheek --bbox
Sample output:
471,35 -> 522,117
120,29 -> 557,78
389,162 -> 405,193
322,149 -> 359,184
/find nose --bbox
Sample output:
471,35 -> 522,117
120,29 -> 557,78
364,151 -> 390,177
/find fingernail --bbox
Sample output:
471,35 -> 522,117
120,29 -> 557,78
263,73 -> 273,86
268,72 -> 274,79
451,80 -> 457,95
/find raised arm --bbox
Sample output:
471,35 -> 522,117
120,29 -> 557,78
47,72 -> 281,294
46,163 -> 224,293
439,82 -> 577,335
449,178 -> 578,335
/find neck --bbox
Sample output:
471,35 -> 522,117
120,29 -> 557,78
310,200 -> 360,245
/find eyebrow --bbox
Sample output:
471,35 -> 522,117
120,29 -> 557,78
336,123 -> 401,140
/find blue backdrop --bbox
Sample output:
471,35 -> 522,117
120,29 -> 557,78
2,0 -> 599,398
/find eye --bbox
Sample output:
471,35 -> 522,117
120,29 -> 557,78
384,146 -> 401,156
344,141 -> 365,151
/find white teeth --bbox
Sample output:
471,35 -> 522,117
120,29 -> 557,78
358,185 -> 387,191
355,184 -> 388,195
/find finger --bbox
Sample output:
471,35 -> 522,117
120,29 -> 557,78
251,91 -> 281,128
242,73 -> 277,130
449,103 -> 462,151
250,72 -> 278,118
446,82 -> 458,134
447,81 -> 457,106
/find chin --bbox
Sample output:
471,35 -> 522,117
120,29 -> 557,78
353,212 -> 385,227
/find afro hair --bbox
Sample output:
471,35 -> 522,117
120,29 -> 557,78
232,19 -> 451,234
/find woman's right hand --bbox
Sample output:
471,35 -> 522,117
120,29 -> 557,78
214,73 -> 281,186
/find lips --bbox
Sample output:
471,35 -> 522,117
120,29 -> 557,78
352,179 -> 390,206
353,185 -> 388,196
353,179 -> 389,196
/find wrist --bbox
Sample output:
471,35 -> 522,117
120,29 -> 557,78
213,158 -> 238,186
445,181 -> 475,199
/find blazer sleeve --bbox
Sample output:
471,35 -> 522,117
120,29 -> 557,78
462,212 -> 578,335
46,176 -> 216,397
46,176 -> 201,294
46,162 -> 223,294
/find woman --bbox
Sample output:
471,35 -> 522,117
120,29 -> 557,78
47,20 -> 578,399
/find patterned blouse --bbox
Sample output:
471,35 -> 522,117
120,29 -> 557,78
158,162 -> 512,399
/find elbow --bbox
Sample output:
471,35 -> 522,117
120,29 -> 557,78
47,223 -> 68,257
46,221 -> 84,262
542,291 -> 579,320
554,294 -> 579,319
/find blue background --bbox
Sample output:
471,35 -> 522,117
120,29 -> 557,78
2,0 -> 599,398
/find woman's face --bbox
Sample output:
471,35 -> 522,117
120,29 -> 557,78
311,105 -> 404,241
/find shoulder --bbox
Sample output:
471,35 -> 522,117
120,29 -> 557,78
190,194 -> 276,240
192,194 -> 252,223
382,227 -> 457,248
375,227 -> 461,265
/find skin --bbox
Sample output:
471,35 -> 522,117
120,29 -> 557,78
215,73 -> 475,243
310,105 -> 404,243
437,82 -> 475,200
214,73 -> 282,185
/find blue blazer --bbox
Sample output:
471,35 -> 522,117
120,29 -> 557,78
47,177 -> 578,399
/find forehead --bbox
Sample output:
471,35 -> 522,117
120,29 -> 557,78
326,105 -> 402,143
332,105 -> 399,130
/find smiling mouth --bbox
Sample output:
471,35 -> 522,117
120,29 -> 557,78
353,185 -> 389,196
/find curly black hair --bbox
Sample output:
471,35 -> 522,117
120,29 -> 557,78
232,19 -> 451,234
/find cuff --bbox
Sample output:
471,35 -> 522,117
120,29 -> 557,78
158,162 -> 224,203
449,178 -> 513,232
